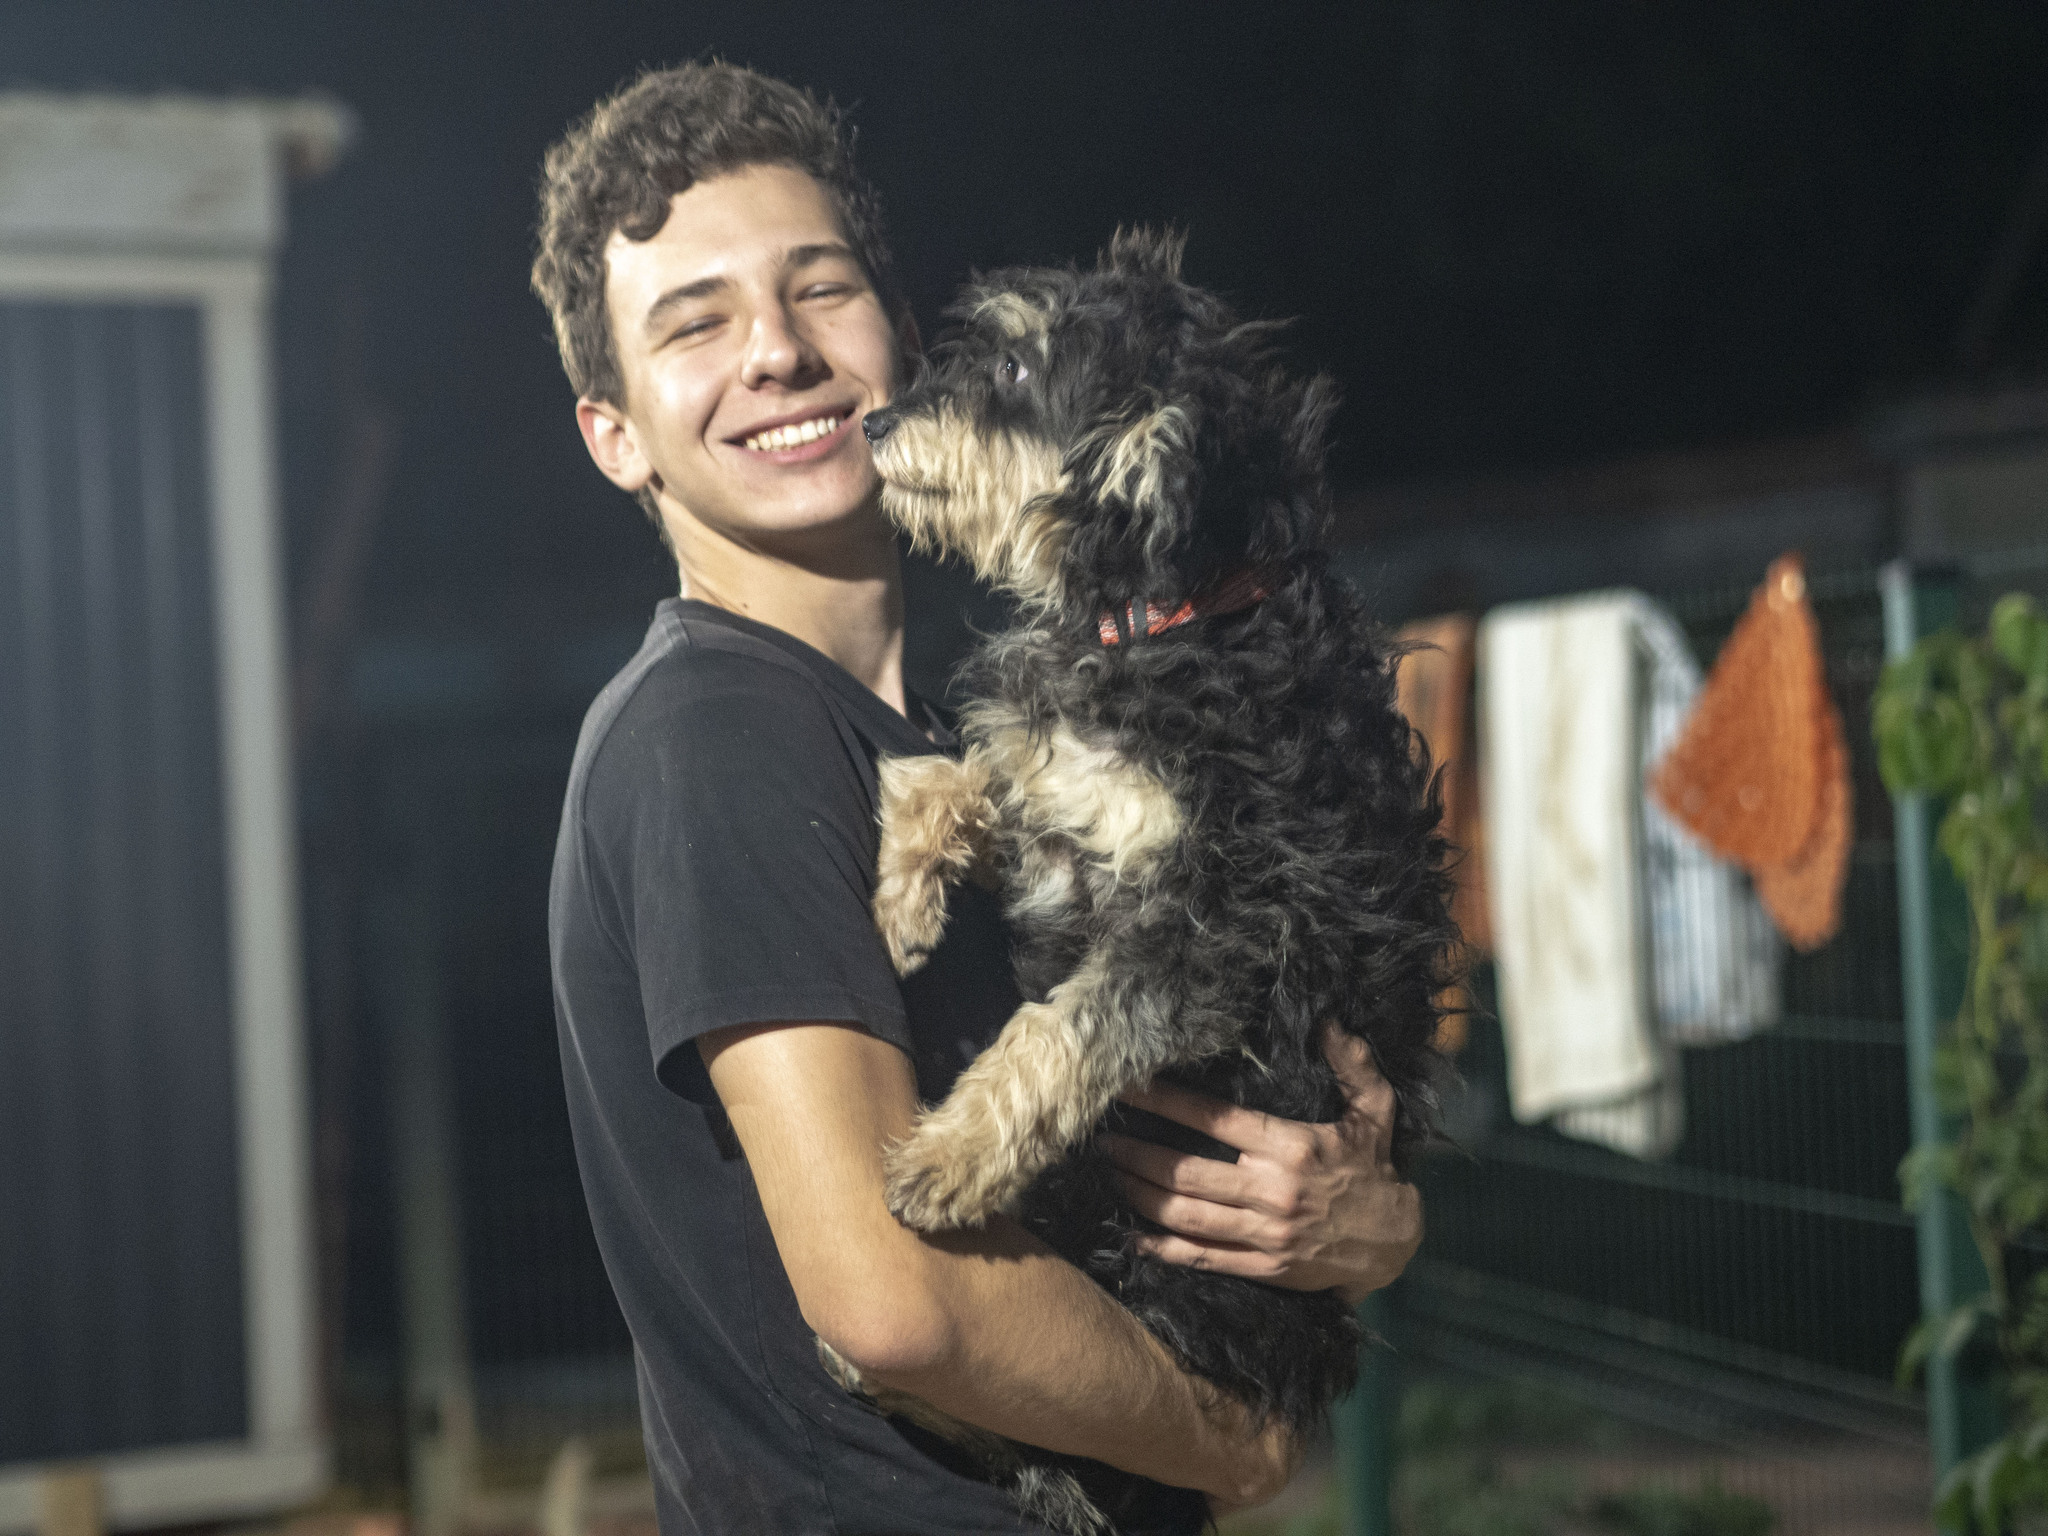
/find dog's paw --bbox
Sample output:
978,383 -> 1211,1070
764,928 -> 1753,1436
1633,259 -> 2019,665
873,754 -> 993,975
872,871 -> 948,978
883,1125 -> 1008,1232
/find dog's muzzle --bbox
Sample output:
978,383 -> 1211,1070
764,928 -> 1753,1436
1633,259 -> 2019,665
862,407 -> 899,444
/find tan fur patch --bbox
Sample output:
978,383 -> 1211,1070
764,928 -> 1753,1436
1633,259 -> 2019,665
873,412 -> 1071,607
971,291 -> 1048,340
1096,405 -> 1190,517
869,712 -> 1185,1228
884,951 -> 1124,1228
873,753 -> 995,975
1008,837 -> 1079,926
964,702 -> 1183,882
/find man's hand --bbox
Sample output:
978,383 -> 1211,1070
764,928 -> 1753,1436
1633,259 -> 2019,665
1103,1023 -> 1421,1307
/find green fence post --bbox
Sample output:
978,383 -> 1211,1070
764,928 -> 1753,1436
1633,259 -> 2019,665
1881,560 -> 2001,1509
1335,1288 -> 1397,1536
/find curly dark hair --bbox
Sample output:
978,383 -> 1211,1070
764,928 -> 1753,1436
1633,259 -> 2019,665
531,61 -> 901,408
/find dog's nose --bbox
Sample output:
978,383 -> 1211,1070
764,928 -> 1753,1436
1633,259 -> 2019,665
862,408 -> 899,444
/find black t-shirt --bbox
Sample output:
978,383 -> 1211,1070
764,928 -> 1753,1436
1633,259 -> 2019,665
547,599 -> 1202,1536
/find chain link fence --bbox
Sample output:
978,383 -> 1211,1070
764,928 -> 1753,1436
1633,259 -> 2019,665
322,548 -> 2048,1534
1379,549 -> 2048,1535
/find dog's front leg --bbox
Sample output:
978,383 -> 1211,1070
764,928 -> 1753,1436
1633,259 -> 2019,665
874,751 -> 997,975
885,950 -> 1163,1230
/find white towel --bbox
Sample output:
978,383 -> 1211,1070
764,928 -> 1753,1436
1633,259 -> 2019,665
1636,609 -> 1783,1046
1481,592 -> 1681,1158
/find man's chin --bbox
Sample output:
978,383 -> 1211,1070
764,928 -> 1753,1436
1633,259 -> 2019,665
667,454 -> 879,526
745,454 -> 880,514
674,487 -> 890,554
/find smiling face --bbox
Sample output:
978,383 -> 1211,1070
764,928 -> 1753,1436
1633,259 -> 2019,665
576,163 -> 906,558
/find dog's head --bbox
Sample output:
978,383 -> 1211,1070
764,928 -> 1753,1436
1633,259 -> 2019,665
865,228 -> 1336,624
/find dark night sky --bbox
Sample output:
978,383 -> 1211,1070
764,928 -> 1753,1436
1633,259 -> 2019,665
12,0 -> 2048,632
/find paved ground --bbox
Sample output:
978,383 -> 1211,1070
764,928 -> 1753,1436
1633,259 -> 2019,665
1502,1438 -> 1934,1536
301,1417 -> 1935,1536
1218,1434 -> 1934,1535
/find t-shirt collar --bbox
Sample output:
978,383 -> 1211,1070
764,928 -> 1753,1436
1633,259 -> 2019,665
662,597 -> 951,755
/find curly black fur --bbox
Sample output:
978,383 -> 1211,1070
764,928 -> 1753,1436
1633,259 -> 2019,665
866,228 -> 1461,1529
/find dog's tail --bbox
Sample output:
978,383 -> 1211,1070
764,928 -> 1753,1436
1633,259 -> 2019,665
819,1335 -> 1112,1536
1012,1466 -> 1111,1536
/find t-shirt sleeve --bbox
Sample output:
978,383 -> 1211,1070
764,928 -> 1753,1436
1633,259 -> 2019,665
582,649 -> 914,1103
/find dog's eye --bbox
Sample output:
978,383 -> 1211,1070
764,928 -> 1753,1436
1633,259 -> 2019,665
995,354 -> 1030,387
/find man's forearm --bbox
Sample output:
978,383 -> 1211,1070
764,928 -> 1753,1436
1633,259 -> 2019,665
702,1020 -> 1292,1506
870,1214 -> 1292,1503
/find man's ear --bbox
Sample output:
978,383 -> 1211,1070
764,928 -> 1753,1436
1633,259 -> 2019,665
576,395 -> 656,494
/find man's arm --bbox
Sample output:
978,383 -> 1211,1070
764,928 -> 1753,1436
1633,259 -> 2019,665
699,1020 -> 1297,1508
1105,1024 -> 1422,1307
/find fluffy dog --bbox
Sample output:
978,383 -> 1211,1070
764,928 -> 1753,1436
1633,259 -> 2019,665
837,229 -> 1457,1533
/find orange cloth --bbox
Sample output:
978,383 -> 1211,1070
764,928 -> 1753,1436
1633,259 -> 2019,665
1395,615 -> 1487,1050
1647,554 -> 1852,951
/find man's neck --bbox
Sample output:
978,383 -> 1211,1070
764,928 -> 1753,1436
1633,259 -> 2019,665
663,503 -> 909,716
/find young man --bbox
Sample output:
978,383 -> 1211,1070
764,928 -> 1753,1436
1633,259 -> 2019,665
536,63 -> 1423,1535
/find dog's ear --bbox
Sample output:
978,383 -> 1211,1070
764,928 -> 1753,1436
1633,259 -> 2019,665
1093,399 -> 1197,534
1280,373 -> 1339,490
1103,226 -> 1187,284
1243,371 -> 1339,559
1066,394 -> 1205,599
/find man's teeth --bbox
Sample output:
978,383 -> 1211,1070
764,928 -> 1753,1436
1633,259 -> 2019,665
743,414 -> 842,452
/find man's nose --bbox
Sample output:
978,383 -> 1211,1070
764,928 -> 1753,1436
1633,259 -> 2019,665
740,306 -> 823,388
862,408 -> 898,444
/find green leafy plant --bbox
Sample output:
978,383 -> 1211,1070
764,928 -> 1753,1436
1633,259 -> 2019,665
1875,592 -> 2048,1534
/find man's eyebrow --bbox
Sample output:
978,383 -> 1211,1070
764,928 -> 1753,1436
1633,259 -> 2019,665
640,245 -> 862,335
786,242 -> 861,272
642,274 -> 729,334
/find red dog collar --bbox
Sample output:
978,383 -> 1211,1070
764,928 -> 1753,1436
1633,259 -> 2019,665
1097,563 -> 1283,646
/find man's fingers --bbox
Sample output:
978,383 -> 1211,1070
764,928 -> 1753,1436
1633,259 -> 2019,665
1100,1133 -> 1255,1207
1118,1078 -> 1298,1156
1114,1170 -> 1268,1244
1130,1231 -> 1285,1283
1104,1132 -> 1323,1224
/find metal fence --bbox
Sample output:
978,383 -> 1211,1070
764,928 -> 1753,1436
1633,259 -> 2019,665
1380,550 -> 2048,1534
325,550 -> 2048,1533
326,721 -> 643,1505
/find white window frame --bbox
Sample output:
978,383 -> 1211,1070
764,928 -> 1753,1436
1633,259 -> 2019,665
0,95 -> 348,1534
